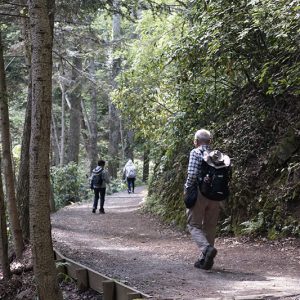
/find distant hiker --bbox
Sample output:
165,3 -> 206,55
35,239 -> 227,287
184,129 -> 230,270
123,159 -> 136,194
90,160 -> 110,214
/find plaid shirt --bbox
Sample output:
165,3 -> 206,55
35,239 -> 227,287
185,145 -> 210,188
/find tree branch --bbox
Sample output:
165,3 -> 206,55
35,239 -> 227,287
1,1 -> 27,7
5,57 -> 15,71
0,12 -> 28,18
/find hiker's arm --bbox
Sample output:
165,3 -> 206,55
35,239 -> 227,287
90,175 -> 94,189
185,150 -> 201,189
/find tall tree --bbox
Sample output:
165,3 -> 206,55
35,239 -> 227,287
51,113 -> 61,165
0,30 -> 24,259
28,0 -> 63,298
66,54 -> 82,164
16,0 -> 32,242
124,124 -> 134,160
142,144 -> 150,182
0,155 -> 11,279
58,60 -> 66,166
108,0 -> 121,178
88,57 -> 99,171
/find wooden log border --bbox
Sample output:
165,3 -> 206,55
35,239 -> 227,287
54,248 -> 151,300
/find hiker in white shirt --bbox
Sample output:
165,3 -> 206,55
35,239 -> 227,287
123,159 -> 136,194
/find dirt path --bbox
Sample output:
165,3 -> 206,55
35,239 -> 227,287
51,187 -> 300,300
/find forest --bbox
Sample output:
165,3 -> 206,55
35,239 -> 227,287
0,0 -> 299,299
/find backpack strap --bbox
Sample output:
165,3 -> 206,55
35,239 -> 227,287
196,147 -> 209,184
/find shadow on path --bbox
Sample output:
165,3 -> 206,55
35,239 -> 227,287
52,186 -> 300,299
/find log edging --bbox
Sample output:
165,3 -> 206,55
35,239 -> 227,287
54,248 -> 151,300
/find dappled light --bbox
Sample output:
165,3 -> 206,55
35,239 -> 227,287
1,0 -> 299,299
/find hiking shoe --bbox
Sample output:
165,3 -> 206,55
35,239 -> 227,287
92,209 -> 96,213
99,208 -> 105,214
194,258 -> 205,269
202,245 -> 217,270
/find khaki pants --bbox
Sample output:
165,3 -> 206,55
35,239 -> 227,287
187,190 -> 220,255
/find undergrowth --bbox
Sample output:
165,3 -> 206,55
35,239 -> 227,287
145,93 -> 300,238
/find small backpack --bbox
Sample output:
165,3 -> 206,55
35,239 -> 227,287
92,170 -> 103,187
127,167 -> 136,178
198,151 -> 231,201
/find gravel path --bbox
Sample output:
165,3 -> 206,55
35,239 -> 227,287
51,186 -> 300,299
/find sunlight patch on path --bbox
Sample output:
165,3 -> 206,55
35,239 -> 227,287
217,275 -> 300,298
52,186 -> 300,300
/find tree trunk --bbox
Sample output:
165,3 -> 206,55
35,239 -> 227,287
16,72 -> 32,243
80,101 -> 93,163
120,118 -> 134,161
0,156 -> 11,279
49,184 -> 56,213
59,82 -> 66,166
120,118 -> 125,161
16,1 -> 32,241
28,0 -> 63,298
51,113 -> 61,165
142,145 -> 150,182
0,31 -> 24,259
89,58 -> 99,171
108,0 -> 121,178
124,128 -> 134,161
108,103 -> 120,178
66,55 -> 82,164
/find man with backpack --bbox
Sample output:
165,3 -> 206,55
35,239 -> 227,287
91,160 -> 110,214
123,159 -> 136,194
184,129 -> 230,270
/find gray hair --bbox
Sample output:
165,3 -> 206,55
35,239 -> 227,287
194,129 -> 211,142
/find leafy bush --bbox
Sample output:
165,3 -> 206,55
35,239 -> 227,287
51,162 -> 89,209
107,178 -> 127,194
240,212 -> 265,235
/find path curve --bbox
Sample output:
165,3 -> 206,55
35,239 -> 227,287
51,186 -> 300,299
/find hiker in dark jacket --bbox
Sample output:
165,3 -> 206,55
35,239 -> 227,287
91,160 -> 110,214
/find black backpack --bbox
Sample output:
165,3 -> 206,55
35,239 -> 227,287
198,159 -> 230,201
92,170 -> 103,187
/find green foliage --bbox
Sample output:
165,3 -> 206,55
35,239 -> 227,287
240,212 -> 265,235
115,0 -> 300,152
113,0 -> 300,237
12,144 -> 21,173
4,0 -> 299,239
281,222 -> 300,237
143,194 -> 187,229
220,217 -> 233,235
113,11 -> 183,143
107,178 -> 127,194
55,261 -> 73,283
143,151 -> 188,229
51,162 -> 89,209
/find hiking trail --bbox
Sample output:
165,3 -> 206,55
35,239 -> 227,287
51,186 -> 300,300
